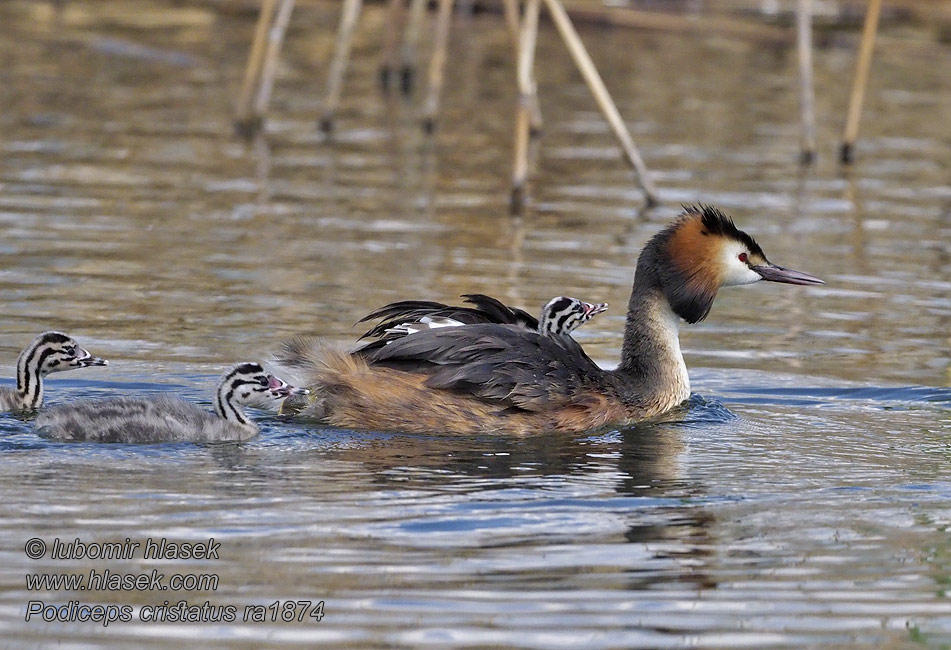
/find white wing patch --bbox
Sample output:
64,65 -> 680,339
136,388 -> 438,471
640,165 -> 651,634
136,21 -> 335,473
385,316 -> 466,338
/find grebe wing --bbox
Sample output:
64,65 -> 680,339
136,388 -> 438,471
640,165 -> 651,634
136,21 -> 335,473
357,294 -> 539,342
458,294 -> 538,330
362,323 -> 605,412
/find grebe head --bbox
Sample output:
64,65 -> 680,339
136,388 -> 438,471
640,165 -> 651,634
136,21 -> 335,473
539,297 -> 609,335
25,332 -> 108,376
215,363 -> 308,420
648,205 -> 824,324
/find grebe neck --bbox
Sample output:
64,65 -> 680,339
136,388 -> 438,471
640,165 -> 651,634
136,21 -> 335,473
15,340 -> 47,410
613,266 -> 690,406
214,378 -> 252,427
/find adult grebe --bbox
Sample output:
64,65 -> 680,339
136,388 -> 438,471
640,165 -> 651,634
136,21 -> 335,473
278,206 -> 823,434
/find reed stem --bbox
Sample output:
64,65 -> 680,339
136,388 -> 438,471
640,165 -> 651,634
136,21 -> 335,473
840,0 -> 883,164
797,0 -> 816,165
320,0 -> 363,133
510,0 -> 540,213
252,0 -> 295,123
235,0 -> 278,135
421,0 -> 454,132
540,0 -> 658,205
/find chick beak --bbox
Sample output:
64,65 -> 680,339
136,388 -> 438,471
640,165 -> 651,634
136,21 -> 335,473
74,348 -> 108,368
582,301 -> 609,317
751,263 -> 824,286
267,374 -> 309,398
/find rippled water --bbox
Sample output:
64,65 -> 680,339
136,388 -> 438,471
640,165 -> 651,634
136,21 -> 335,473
1,1 -> 949,647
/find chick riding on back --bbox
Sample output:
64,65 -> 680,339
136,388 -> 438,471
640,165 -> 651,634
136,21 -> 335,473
354,294 -> 607,353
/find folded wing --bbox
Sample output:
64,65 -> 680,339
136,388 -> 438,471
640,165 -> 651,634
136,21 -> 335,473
361,323 -> 610,412
357,294 -> 538,343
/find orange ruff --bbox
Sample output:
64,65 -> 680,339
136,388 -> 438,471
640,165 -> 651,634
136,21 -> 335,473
665,214 -> 726,303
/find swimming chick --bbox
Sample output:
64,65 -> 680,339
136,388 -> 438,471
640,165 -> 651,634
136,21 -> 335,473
355,294 -> 608,352
0,332 -> 108,412
35,363 -> 307,443
277,206 -> 823,435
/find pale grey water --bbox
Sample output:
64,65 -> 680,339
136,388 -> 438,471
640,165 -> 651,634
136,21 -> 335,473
0,1 -> 950,648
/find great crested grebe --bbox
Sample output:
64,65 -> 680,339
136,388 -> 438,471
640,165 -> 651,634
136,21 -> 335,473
35,363 -> 307,443
277,206 -> 823,435
355,293 -> 608,353
0,332 -> 108,412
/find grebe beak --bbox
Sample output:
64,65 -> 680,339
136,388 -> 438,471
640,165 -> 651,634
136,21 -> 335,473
74,347 -> 109,368
582,302 -> 609,317
751,264 -> 824,286
267,374 -> 309,398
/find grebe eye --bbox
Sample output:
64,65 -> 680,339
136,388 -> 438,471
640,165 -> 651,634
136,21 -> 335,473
738,252 -> 748,263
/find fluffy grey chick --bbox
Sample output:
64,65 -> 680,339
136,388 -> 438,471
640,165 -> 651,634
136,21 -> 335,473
35,363 -> 306,443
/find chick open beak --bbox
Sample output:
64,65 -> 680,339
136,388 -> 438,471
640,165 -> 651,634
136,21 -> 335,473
267,374 -> 309,398
751,264 -> 824,286
582,302 -> 609,317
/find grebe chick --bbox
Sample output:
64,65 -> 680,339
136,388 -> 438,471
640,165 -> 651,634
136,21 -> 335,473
278,206 -> 823,435
356,294 -> 608,351
35,363 -> 307,443
0,332 -> 108,413
538,296 -> 608,335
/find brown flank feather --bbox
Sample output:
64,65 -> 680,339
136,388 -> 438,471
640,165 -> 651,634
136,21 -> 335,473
279,339 -> 630,435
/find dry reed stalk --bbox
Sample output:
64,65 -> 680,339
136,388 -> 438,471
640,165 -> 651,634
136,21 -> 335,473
841,0 -> 883,164
510,0 -> 541,213
421,0 -> 454,132
400,0 -> 429,93
252,0 -> 296,121
320,0 -> 363,132
501,0 -> 521,50
797,0 -> 816,164
541,0 -> 659,206
379,0 -> 406,90
559,3 -> 790,43
501,0 -> 543,133
235,0 -> 278,135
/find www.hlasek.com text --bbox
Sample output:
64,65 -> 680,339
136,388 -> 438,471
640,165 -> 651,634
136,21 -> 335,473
26,568 -> 219,592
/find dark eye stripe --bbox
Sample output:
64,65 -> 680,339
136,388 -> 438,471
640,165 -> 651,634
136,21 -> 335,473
555,310 -> 577,332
